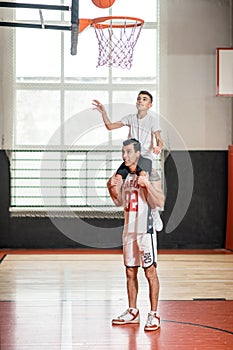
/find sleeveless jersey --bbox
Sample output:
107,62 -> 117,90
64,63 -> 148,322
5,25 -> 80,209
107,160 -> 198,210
122,173 -> 153,234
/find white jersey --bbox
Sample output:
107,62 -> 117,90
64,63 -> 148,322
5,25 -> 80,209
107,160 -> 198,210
121,113 -> 161,160
122,172 -> 157,268
122,173 -> 152,234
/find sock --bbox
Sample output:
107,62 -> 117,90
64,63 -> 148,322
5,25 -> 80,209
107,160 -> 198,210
150,310 -> 157,315
129,307 -> 138,312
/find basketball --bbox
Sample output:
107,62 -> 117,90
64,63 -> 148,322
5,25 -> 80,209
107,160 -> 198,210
91,0 -> 115,9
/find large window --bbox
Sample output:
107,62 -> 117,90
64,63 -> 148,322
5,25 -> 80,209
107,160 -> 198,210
10,0 -> 160,210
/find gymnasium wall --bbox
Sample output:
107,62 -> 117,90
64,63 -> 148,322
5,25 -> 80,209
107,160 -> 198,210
0,149 -> 228,249
160,0 -> 232,150
0,0 -> 232,249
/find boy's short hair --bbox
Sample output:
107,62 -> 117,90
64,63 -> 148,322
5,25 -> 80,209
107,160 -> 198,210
138,90 -> 153,103
123,138 -> 141,152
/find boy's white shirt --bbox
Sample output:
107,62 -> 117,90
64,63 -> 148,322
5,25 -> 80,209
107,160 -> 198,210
121,113 -> 161,160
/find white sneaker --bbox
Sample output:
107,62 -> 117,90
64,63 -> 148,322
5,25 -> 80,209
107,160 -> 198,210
144,312 -> 160,331
112,308 -> 140,325
151,208 -> 163,231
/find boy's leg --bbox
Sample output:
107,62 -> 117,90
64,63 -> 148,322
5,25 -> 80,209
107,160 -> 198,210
116,162 -> 129,179
150,174 -> 163,231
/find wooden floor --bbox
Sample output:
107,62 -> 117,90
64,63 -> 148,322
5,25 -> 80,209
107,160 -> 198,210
0,251 -> 233,349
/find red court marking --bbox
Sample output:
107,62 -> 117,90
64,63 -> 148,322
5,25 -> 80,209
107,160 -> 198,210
0,248 -> 232,255
0,248 -> 123,255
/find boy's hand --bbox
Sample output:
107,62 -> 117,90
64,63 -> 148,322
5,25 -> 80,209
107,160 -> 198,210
153,146 -> 161,155
92,100 -> 106,114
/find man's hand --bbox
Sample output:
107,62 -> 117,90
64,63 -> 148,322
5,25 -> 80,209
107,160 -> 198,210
107,173 -> 123,188
138,172 -> 165,209
137,172 -> 150,188
107,173 -> 123,206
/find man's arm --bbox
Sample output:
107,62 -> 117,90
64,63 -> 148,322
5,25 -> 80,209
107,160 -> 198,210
107,173 -> 123,207
92,100 -> 124,130
137,173 -> 165,209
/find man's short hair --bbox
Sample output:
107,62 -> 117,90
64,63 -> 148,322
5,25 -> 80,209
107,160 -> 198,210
123,138 -> 141,153
138,90 -> 153,103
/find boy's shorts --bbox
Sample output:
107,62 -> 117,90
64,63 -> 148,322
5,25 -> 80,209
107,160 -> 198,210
122,231 -> 157,269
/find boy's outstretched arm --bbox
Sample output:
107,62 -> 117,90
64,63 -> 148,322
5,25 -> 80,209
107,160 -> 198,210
92,100 -> 124,130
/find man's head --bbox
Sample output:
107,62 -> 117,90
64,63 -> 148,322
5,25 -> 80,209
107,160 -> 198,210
122,138 -> 141,171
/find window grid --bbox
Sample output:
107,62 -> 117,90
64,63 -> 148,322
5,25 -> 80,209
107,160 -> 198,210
10,149 -> 163,212
11,1 -> 160,213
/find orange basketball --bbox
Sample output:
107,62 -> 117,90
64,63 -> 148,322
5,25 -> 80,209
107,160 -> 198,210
92,0 -> 115,9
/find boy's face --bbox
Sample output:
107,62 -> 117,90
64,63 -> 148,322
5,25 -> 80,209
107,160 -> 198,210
122,143 -> 140,170
136,94 -> 152,112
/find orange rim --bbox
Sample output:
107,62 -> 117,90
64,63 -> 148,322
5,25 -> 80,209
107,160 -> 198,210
91,16 -> 144,29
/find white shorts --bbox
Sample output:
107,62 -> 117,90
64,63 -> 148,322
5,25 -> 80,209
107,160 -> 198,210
122,231 -> 157,269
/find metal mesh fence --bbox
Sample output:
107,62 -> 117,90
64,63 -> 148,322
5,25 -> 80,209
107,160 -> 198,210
10,148 -> 163,218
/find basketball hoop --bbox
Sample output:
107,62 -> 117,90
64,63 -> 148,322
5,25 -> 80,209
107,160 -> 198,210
91,16 -> 144,69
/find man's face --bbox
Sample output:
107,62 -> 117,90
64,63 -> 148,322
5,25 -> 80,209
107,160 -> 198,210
122,143 -> 140,170
136,94 -> 152,112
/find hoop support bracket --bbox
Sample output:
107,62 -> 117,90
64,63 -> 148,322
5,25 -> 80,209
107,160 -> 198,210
0,2 -> 70,11
0,21 -> 71,31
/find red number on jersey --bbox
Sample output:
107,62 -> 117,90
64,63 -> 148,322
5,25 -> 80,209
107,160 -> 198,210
124,190 -> 138,212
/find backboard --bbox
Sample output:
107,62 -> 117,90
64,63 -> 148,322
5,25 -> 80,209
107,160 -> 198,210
0,0 -> 80,55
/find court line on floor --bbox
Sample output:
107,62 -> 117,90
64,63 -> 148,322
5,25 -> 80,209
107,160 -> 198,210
0,254 -> 7,264
61,269 -> 73,350
162,319 -> 233,335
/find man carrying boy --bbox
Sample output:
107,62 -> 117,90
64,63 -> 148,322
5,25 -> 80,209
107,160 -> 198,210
93,90 -> 164,231
107,138 -> 165,331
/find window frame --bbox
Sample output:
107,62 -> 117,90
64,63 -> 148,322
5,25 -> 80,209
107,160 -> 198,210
10,0 -> 160,211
